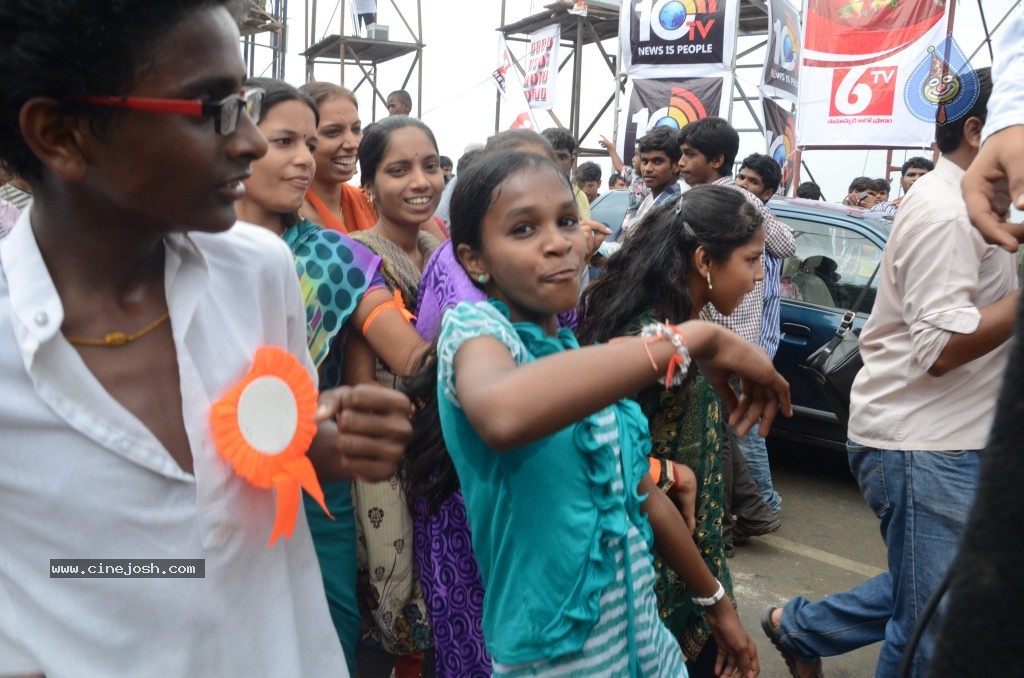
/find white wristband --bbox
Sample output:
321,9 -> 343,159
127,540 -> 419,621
691,580 -> 726,607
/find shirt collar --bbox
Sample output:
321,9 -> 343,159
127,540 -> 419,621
1,209 -> 65,347
933,155 -> 965,182
654,182 -> 679,203
0,210 -> 210,353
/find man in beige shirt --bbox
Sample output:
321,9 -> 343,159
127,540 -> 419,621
763,67 -> 1020,678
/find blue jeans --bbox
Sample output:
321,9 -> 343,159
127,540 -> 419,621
736,424 -> 782,514
778,443 -> 980,678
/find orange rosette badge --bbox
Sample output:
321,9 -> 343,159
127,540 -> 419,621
210,346 -> 332,546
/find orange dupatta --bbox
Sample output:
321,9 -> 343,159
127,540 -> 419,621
305,184 -> 378,235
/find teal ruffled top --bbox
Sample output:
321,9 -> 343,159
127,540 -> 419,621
436,300 -> 654,665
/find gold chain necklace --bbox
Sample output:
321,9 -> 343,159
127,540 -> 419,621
66,312 -> 170,347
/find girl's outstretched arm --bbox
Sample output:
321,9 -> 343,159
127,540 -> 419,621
454,320 -> 791,451
640,475 -> 760,678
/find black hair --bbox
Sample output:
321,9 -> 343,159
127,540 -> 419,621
608,172 -> 624,189
399,344 -> 448,514
638,125 -> 682,164
874,178 -> 891,193
245,77 -> 318,126
935,67 -> 992,154
457,148 -> 483,175
677,117 -> 739,177
578,184 -> 763,346
576,161 -> 602,184
0,0 -> 230,182
401,152 -> 570,513
244,77 -> 318,228
387,89 -> 412,108
540,127 -> 577,154
358,115 -> 439,188
440,155 -> 454,184
451,151 -> 569,253
901,156 -> 935,175
848,176 -> 877,193
739,153 -> 782,194
796,181 -> 822,200
485,129 -> 554,157
299,81 -> 359,110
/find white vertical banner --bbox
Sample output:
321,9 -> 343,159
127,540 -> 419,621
494,35 -> 539,131
524,24 -> 560,110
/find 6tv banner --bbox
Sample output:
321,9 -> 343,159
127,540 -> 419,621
759,0 -> 800,103
761,97 -> 797,195
618,0 -> 738,79
796,0 -> 951,148
617,76 -> 726,165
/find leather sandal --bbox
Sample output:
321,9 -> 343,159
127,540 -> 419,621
761,607 -> 824,678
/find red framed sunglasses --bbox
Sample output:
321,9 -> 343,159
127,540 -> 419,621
67,88 -> 264,136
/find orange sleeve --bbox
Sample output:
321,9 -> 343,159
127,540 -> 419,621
648,456 -> 662,485
340,183 -> 379,232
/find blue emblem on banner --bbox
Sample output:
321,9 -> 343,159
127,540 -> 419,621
660,1 -> 689,30
903,36 -> 979,125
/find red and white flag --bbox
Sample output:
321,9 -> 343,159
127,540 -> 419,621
493,35 -> 538,130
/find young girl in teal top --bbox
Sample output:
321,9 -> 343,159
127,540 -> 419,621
405,151 -> 791,677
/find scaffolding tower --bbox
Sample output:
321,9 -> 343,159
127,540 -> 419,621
239,0 -> 288,80
301,0 -> 424,120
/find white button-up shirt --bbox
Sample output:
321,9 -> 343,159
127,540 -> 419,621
0,212 -> 347,676
982,8 -> 1023,144
849,157 -> 1018,451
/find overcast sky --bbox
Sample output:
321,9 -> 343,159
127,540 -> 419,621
255,0 -> 1020,202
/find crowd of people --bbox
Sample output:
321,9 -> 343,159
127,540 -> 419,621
1,1 -> 1022,677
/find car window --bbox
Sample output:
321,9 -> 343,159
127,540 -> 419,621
589,189 -> 629,237
775,216 -> 882,314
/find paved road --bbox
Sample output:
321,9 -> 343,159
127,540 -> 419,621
728,441 -> 887,677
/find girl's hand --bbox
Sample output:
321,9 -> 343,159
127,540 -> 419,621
685,324 -> 792,437
580,219 -> 612,261
705,600 -> 761,678
732,372 -> 793,439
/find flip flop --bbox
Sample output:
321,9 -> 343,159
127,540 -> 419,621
760,607 -> 824,678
